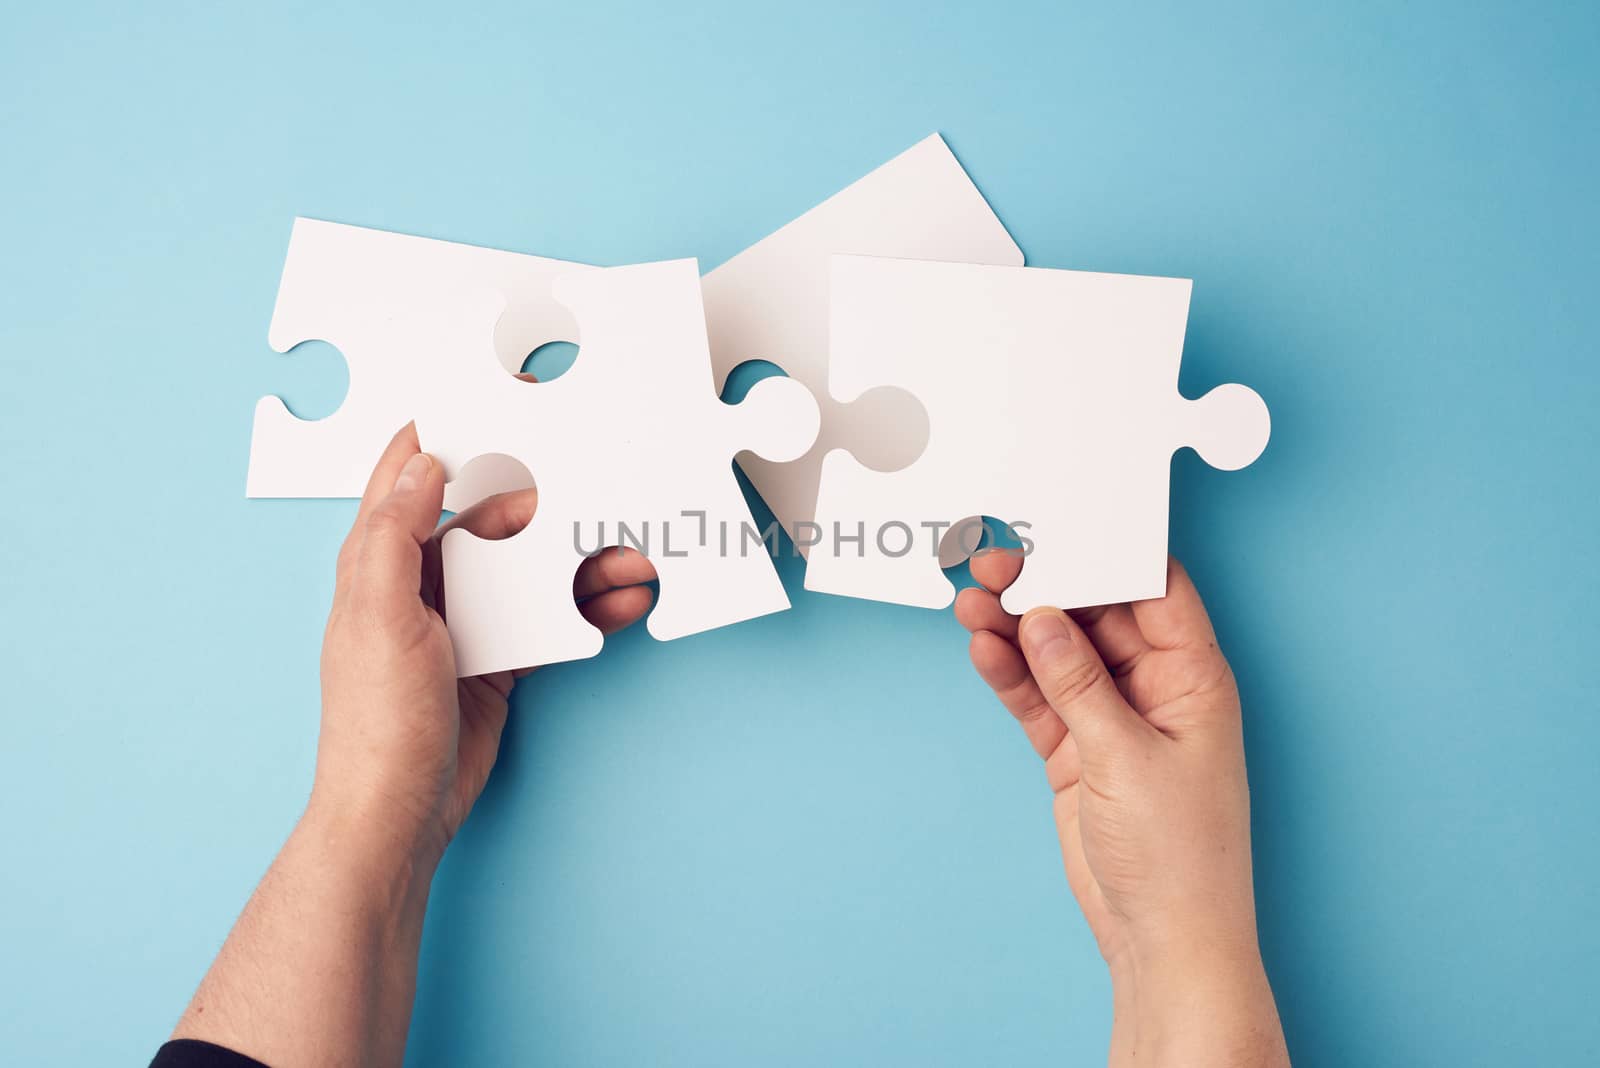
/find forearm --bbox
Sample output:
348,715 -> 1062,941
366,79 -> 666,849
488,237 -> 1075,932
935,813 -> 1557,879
173,800 -> 440,1068
1108,939 -> 1288,1068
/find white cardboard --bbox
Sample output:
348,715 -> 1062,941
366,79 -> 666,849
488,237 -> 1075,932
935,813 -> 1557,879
249,218 -> 589,512
702,133 -> 1022,557
420,260 -> 819,676
805,255 -> 1270,613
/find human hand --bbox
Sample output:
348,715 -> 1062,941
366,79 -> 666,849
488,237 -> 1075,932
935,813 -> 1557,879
956,554 -> 1287,1067
169,423 -> 660,1066
312,423 -> 658,863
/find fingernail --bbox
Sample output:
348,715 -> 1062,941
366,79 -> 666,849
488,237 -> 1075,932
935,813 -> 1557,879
394,453 -> 432,493
1021,609 -> 1072,662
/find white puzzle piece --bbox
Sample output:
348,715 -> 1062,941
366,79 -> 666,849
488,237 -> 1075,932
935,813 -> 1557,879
249,134 -> 1021,542
805,255 -> 1270,613
417,260 -> 819,677
701,133 -> 1022,561
248,218 -> 593,512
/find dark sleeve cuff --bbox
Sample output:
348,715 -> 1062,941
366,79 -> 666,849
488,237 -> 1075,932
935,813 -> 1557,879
150,1038 -> 271,1068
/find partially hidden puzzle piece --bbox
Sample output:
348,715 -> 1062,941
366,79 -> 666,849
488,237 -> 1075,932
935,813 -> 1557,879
702,133 -> 1022,561
248,217 -> 593,512
804,255 -> 1270,613
416,259 -> 819,677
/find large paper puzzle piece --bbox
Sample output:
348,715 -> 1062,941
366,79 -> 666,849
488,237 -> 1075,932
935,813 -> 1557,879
804,255 -> 1270,613
249,218 -> 590,512
416,259 -> 819,677
248,134 -> 1021,543
701,133 -> 1022,559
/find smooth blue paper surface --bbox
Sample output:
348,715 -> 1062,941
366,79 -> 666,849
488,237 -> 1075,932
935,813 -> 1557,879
2,3 -> 1597,1065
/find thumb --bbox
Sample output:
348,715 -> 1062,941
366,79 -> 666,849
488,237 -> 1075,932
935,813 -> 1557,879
354,452 -> 446,607
1018,608 -> 1154,755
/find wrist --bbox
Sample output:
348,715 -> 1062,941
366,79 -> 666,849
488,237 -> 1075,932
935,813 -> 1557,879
300,790 -> 447,891
1108,930 -> 1285,1068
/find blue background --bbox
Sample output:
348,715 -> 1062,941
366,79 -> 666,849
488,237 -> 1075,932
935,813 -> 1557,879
2,2 -> 1596,1064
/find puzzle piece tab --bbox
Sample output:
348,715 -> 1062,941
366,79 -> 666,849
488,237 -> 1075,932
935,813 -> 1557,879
418,260 -> 819,676
804,255 -> 1269,613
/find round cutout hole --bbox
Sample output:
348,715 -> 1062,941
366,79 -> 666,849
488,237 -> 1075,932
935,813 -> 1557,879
520,340 -> 579,382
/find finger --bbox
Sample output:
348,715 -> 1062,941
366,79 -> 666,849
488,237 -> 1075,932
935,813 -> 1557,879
435,487 -> 538,543
969,548 -> 1150,676
954,586 -> 1019,642
356,423 -> 422,523
970,548 -> 1024,594
426,489 -> 539,618
574,547 -> 659,600
352,451 -> 447,611
1129,556 -> 1220,651
462,670 -> 515,706
969,629 -> 1067,760
337,423 -> 423,588
1017,608 -> 1156,755
579,584 -> 654,635
1067,602 -> 1153,679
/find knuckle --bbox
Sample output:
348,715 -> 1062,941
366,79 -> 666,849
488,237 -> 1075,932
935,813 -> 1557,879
356,509 -> 416,571
506,491 -> 537,532
334,541 -> 357,585
1047,656 -> 1110,707
364,505 -> 406,537
1013,696 -> 1057,727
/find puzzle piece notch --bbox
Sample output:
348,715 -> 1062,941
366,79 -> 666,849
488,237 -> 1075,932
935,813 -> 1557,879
804,254 -> 1271,617
726,376 -> 823,466
422,261 -> 820,677
937,514 -> 1006,569
447,453 -> 537,511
